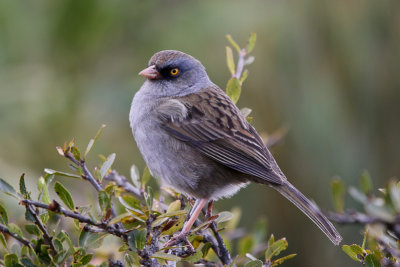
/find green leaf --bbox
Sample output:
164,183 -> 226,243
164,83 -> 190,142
19,174 -> 28,198
44,169 -> 80,179
342,245 -> 362,262
108,212 -> 132,226
246,32 -> 257,53
167,200 -> 181,213
365,254 -> 381,267
20,256 -> 36,267
182,248 -> 203,263
226,34 -> 241,53
145,186 -> 153,211
360,170 -> 372,194
100,153 -> 116,180
80,254 -> 93,265
4,253 -> 21,267
71,146 -> 81,161
271,253 -> 296,266
54,182 -> 75,210
265,238 -> 288,261
85,232 -> 108,249
226,46 -> 235,76
331,178 -> 346,212
24,224 -> 41,236
118,195 -> 143,214
151,251 -> 181,262
349,187 -> 368,204
141,166 -> 151,187
38,177 -> 50,204
244,259 -> 263,267
0,178 -> 18,198
240,69 -> 249,84
79,228 -> 90,247
98,190 -> 110,212
130,165 -> 141,188
0,232 -> 7,249
226,78 -> 241,104
84,124 -> 106,159
8,223 -> 23,238
127,230 -> 146,250
239,236 -> 254,256
215,211 -> 234,223
0,202 -> 8,225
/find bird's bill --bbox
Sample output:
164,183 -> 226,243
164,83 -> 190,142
138,65 -> 161,80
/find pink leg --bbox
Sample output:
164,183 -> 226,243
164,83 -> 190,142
163,198 -> 208,251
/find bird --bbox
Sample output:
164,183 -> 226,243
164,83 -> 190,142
129,50 -> 342,249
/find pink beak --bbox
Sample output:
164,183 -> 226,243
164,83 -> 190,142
138,65 -> 161,80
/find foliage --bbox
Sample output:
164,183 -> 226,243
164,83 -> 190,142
0,34 -> 295,267
330,172 -> 400,266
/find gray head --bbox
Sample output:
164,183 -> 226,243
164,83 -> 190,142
138,50 -> 212,98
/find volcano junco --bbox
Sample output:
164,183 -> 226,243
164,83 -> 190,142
130,50 -> 342,248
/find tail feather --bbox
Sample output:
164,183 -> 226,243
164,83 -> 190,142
272,181 -> 342,245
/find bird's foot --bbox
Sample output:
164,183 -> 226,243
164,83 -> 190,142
163,231 -> 195,254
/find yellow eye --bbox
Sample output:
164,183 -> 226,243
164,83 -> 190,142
170,68 -> 179,76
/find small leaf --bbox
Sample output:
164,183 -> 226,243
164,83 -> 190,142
240,108 -> 252,118
331,178 -> 345,212
365,254 -> 381,267
20,257 -> 36,267
226,78 -> 241,104
79,228 -> 90,247
134,230 -> 146,250
38,176 -> 50,204
71,146 -> 81,161
4,253 -> 21,267
0,178 -> 18,198
118,195 -> 143,214
19,174 -> 28,198
130,165 -> 141,188
24,224 -> 41,236
0,232 -> 7,248
167,200 -> 181,213
239,236 -> 254,256
360,170 -> 372,194
145,186 -> 153,211
265,238 -> 288,261
244,260 -> 263,267
81,254 -> 93,265
215,211 -> 234,223
271,254 -> 296,266
98,190 -> 110,212
151,251 -> 181,261
100,153 -> 116,180
108,212 -> 132,226
8,223 -> 23,238
342,245 -> 362,262
84,124 -> 106,158
141,166 -> 151,187
226,46 -> 235,76
182,248 -> 202,263
246,32 -> 257,53
349,187 -> 367,204
44,169 -> 80,179
0,202 -> 8,225
226,34 -> 241,52
240,69 -> 249,84
85,232 -> 108,249
244,56 -> 255,66
54,182 -> 75,210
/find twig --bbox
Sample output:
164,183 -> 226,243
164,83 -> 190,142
234,48 -> 246,79
21,199 -> 127,239
328,210 -> 393,225
63,151 -> 126,238
26,205 -> 57,255
0,223 -> 33,247
210,222 -> 232,265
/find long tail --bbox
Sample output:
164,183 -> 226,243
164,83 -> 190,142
272,181 -> 342,245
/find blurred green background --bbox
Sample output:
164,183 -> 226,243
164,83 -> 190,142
1,0 -> 399,266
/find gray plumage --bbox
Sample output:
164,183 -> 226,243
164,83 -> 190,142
130,50 -> 342,245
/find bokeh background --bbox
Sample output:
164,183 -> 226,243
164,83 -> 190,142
1,0 -> 399,266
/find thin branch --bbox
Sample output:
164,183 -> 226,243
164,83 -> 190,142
26,205 -> 57,254
21,199 -> 127,239
328,210 -> 392,225
234,48 -> 246,79
0,223 -> 33,247
210,222 -> 232,265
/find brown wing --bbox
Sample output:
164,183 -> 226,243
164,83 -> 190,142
158,86 -> 284,185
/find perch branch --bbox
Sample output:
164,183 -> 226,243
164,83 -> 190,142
0,223 -> 33,247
